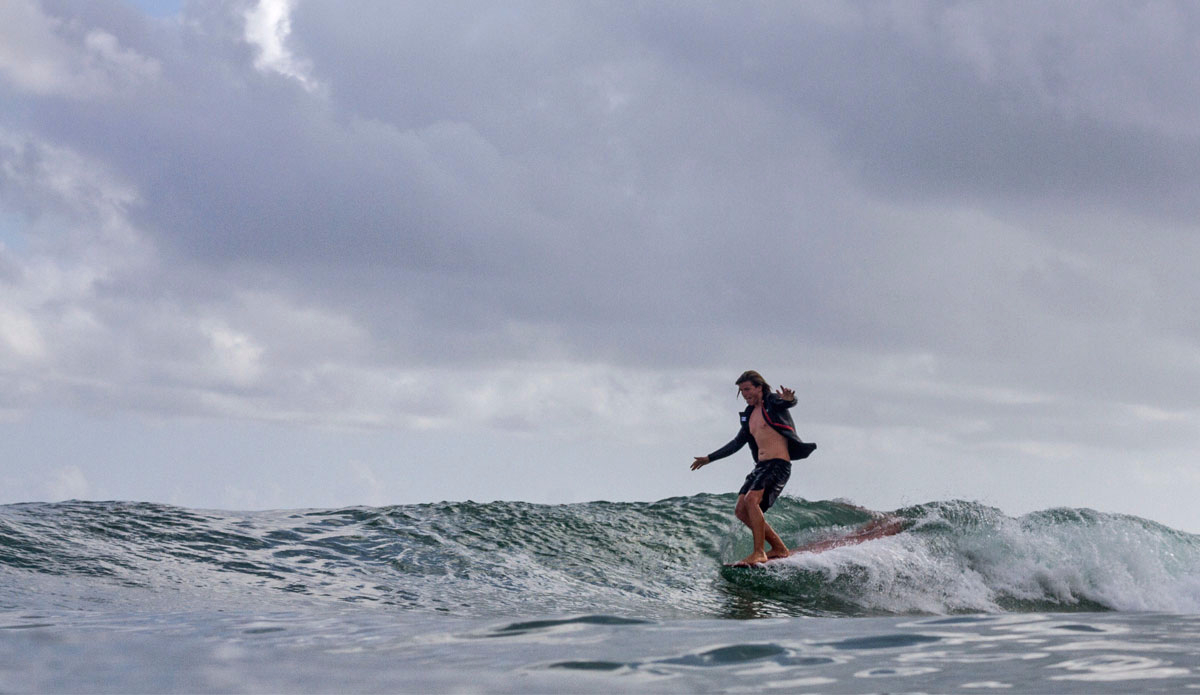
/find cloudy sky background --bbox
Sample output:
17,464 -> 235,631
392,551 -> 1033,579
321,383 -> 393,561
2,0 -> 1200,530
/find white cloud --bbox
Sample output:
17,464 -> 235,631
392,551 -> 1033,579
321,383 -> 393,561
0,127 -> 144,250
0,0 -> 160,98
0,306 -> 44,362
243,0 -> 317,91
84,29 -> 162,84
204,322 -> 265,387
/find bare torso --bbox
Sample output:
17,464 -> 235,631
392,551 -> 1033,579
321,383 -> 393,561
748,406 -> 790,461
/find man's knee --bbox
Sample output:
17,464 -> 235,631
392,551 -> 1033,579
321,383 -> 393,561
743,489 -> 764,511
735,494 -> 748,520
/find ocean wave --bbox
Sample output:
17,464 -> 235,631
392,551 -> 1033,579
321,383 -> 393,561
3,495 -> 1199,618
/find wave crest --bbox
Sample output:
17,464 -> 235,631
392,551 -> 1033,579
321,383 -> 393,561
3,496 -> 1199,618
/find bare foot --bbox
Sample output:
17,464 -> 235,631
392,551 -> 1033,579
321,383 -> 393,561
766,548 -> 790,560
735,551 -> 769,567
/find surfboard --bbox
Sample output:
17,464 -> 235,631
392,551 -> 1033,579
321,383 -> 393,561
723,515 -> 907,568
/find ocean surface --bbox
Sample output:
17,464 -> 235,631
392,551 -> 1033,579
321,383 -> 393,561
4,494 -> 1200,693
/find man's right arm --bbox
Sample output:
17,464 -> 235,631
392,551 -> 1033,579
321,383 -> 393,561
695,429 -> 748,468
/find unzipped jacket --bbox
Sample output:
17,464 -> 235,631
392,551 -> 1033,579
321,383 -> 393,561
706,393 -> 817,463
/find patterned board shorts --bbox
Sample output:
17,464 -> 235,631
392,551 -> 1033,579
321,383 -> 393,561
738,458 -> 791,511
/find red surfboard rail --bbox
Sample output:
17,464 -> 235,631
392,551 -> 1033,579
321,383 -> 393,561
724,515 -> 907,568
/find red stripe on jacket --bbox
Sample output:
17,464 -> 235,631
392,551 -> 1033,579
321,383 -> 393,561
760,405 -> 795,431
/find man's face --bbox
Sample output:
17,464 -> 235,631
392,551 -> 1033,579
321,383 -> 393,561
738,381 -> 763,406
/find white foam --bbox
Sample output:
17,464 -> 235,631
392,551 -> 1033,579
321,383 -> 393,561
777,503 -> 1200,615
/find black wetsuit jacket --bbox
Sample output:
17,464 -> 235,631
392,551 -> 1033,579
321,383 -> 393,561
706,393 -> 818,463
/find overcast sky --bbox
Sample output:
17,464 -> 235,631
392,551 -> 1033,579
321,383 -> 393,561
2,0 -> 1199,531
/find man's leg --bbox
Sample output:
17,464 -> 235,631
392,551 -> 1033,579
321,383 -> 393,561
736,490 -> 770,565
763,520 -> 789,559
757,463 -> 791,559
735,492 -> 789,563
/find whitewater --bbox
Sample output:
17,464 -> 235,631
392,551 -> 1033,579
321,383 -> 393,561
5,494 -> 1200,692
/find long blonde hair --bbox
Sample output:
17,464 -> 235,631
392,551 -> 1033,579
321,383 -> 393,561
735,370 -> 770,398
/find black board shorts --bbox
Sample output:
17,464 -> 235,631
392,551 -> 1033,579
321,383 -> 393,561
738,458 -> 791,512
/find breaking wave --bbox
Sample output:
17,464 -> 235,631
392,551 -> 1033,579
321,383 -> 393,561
3,495 -> 1199,619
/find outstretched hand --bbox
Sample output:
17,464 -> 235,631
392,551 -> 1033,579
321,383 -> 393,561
691,456 -> 709,471
777,386 -> 795,402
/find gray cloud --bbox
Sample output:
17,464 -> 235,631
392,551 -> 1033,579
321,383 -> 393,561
624,3 -> 1200,216
1,0 -> 1199,524
4,1 -> 1197,371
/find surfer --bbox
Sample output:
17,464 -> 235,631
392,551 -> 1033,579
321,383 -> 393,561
691,370 -> 817,567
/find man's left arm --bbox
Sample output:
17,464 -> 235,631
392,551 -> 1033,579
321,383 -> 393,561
776,386 -> 797,407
